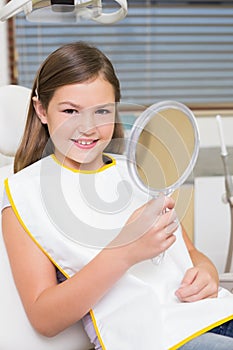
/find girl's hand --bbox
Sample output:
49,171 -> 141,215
175,263 -> 219,302
176,228 -> 219,302
109,195 -> 179,266
175,264 -> 219,302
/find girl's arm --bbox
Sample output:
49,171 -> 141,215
175,226 -> 219,302
2,196 -> 177,337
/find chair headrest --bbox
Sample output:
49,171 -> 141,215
0,85 -> 31,157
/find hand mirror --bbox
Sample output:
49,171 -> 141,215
126,100 -> 200,198
126,101 -> 200,264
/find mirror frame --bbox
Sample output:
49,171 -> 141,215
126,100 -> 200,197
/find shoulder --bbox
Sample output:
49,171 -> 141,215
7,156 -> 51,183
1,188 -> 11,211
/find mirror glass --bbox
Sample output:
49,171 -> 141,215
126,101 -> 200,197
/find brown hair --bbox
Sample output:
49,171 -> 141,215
14,41 -> 124,173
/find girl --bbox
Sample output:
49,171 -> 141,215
1,41 -> 233,350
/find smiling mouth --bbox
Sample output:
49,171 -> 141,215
71,138 -> 98,149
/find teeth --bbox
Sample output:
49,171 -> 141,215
77,140 -> 93,145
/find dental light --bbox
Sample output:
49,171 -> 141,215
0,0 -> 128,24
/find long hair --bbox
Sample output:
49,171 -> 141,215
14,42 -> 124,173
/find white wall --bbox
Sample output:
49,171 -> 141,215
0,0 -> 9,86
194,176 -> 231,273
197,116 -> 233,149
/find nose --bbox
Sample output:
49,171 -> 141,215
77,110 -> 96,134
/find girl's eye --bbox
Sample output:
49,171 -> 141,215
95,108 -> 111,115
63,109 -> 79,115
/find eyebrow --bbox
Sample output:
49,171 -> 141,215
58,101 -> 81,108
58,102 -> 115,109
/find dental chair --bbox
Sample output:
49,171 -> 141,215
0,85 -> 92,349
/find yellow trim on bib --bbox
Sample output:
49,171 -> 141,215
90,309 -> 107,350
51,153 -> 116,174
170,314 -> 233,349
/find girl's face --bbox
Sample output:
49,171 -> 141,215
34,76 -> 116,171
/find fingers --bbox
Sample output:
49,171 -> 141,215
161,232 -> 177,250
127,195 -> 176,234
111,195 -> 178,249
147,194 -> 175,214
175,282 -> 217,302
155,206 -> 178,233
150,210 -> 178,255
165,219 -> 179,234
175,268 -> 218,302
128,194 -> 175,224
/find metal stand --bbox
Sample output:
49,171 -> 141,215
221,154 -> 233,272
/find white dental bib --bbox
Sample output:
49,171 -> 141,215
5,154 -> 233,350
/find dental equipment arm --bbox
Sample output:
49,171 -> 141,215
216,114 -> 233,272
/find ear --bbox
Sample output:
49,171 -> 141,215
32,96 -> 48,124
